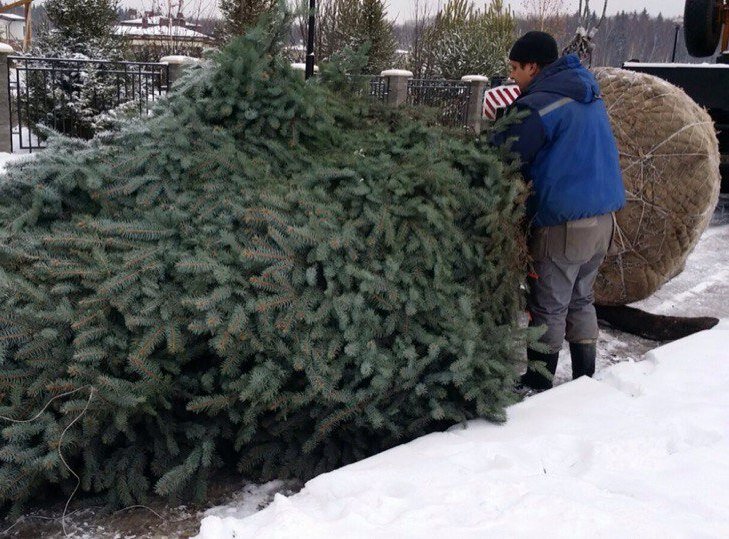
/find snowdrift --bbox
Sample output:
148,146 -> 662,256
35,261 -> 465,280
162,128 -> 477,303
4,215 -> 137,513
197,322 -> 729,538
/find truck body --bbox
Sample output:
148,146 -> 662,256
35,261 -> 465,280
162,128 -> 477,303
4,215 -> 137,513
621,60 -> 729,192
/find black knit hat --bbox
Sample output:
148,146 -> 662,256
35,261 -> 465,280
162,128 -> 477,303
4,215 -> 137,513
509,31 -> 559,65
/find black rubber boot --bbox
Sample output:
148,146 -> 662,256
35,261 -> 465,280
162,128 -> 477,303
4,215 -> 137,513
519,348 -> 559,390
570,341 -> 596,379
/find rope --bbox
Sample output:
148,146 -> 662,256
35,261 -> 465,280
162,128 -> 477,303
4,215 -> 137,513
59,387 -> 94,537
0,386 -> 91,424
0,385 -> 96,538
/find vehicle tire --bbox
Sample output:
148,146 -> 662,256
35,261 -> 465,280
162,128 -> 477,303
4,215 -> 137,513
684,0 -> 723,57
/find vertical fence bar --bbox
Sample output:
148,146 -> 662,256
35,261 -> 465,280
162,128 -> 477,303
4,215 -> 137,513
124,63 -> 129,102
42,68 -> 49,138
1,45 -> 14,153
23,61 -> 32,150
16,60 -> 23,150
116,69 -> 121,106
138,64 -> 143,115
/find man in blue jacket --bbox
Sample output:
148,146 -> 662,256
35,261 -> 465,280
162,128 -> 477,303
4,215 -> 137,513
494,31 -> 626,391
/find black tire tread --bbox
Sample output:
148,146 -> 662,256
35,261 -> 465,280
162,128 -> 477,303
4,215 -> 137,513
684,0 -> 723,57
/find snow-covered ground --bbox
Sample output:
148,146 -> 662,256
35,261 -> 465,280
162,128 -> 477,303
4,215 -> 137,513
197,320 -> 729,538
0,151 -> 32,172
196,205 -> 729,539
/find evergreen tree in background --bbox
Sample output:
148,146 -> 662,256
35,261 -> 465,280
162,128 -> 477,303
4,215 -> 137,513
24,0 -> 125,139
220,0 -> 278,39
42,0 -> 121,53
357,0 -> 397,73
295,0 -> 395,73
316,0 -> 360,62
416,0 -> 515,79
0,13 -> 533,516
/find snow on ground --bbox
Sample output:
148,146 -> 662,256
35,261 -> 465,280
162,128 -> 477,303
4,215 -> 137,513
199,481 -> 300,523
197,321 -> 729,538
196,203 -> 729,539
0,151 -> 33,173
635,212 -> 729,318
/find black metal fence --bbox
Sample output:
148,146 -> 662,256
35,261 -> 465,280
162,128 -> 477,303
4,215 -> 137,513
344,76 -> 472,127
8,56 -> 169,151
7,59 -> 473,153
369,76 -> 388,101
406,79 -> 471,127
344,74 -> 389,101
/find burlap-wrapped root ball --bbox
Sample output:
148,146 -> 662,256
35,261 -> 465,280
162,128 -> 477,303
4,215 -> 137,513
593,68 -> 720,305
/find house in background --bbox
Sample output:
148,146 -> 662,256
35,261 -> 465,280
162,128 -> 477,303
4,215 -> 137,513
0,12 -> 24,47
114,10 -> 214,53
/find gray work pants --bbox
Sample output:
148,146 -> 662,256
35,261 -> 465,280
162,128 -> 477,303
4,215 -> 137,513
527,213 -> 614,353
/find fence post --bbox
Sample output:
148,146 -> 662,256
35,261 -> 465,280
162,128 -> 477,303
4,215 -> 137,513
160,55 -> 197,87
461,75 -> 490,133
380,69 -> 413,107
0,44 -> 14,153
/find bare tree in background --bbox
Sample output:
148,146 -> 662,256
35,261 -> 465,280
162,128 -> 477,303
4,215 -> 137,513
405,0 -> 435,77
521,0 -> 565,35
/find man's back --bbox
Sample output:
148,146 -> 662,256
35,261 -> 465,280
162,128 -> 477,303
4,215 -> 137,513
504,54 -> 626,227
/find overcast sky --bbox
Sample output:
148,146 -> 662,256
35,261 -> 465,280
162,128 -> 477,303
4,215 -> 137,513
386,1 -> 685,22
114,0 -> 686,22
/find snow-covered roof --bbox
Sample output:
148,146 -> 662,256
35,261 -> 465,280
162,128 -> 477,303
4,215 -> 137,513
119,15 -> 201,30
114,24 -> 211,40
0,13 -> 25,21
120,15 -> 161,25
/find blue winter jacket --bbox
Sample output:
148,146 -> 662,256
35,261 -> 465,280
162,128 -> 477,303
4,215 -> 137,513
494,54 -> 626,227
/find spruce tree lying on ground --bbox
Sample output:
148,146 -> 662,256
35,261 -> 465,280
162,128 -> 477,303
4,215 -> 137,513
0,19 -> 530,515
